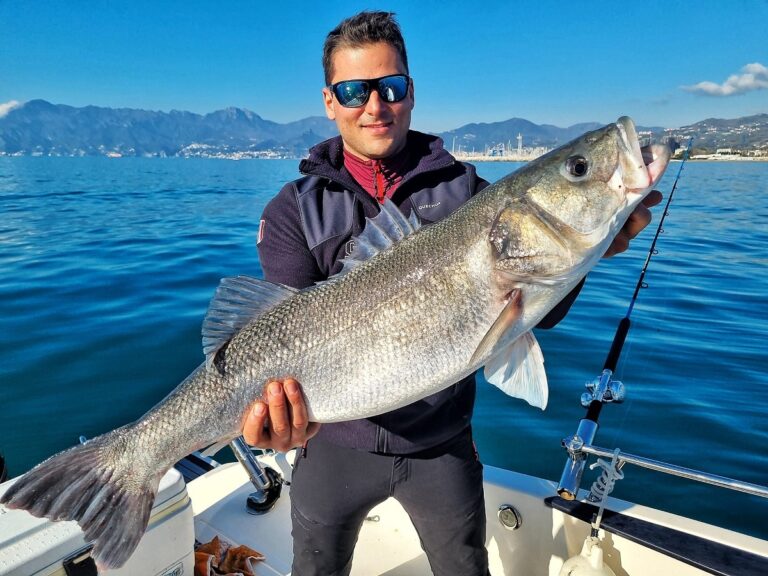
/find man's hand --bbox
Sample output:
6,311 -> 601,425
604,190 -> 663,258
243,378 -> 320,451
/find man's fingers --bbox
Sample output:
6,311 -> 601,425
243,378 -> 320,451
243,401 -> 269,446
624,203 -> 653,240
284,378 -> 309,431
625,189 -> 662,241
604,191 -> 663,258
643,189 -> 663,208
267,381 -> 291,440
604,231 -> 630,258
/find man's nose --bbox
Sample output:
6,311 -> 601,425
364,89 -> 386,115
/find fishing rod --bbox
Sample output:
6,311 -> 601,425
557,137 -> 692,500
604,139 -> 692,372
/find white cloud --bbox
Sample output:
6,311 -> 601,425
683,62 -> 768,96
0,100 -> 22,118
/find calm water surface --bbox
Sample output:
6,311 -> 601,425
0,157 -> 766,539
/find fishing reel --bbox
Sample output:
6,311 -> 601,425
580,370 -> 625,407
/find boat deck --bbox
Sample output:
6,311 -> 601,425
185,453 -> 768,576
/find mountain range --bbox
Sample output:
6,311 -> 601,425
438,115 -> 768,155
0,100 -> 765,157
0,100 -> 338,158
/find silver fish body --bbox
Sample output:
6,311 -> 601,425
1,117 -> 671,570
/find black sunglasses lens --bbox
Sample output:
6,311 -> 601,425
332,75 -> 409,107
378,75 -> 408,103
334,81 -> 370,107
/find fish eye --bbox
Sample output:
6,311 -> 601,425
566,156 -> 589,177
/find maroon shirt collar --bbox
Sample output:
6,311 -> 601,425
342,145 -> 411,203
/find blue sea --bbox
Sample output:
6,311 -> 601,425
1,157 -> 766,540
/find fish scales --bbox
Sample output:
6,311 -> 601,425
201,199 -> 493,422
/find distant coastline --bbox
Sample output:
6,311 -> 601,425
687,155 -> 768,162
455,154 -> 538,163
1,100 -> 766,160
458,153 -> 768,163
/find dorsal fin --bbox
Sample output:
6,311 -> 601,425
338,200 -> 421,276
202,275 -> 298,369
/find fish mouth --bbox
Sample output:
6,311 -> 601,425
616,116 -> 671,193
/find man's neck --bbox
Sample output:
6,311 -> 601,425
343,144 -> 411,203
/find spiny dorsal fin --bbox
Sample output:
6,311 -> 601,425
202,275 -> 298,368
338,200 -> 421,276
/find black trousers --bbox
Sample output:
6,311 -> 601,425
289,430 -> 489,576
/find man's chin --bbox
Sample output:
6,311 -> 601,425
364,139 -> 406,160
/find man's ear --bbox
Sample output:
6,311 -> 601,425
322,88 -> 336,121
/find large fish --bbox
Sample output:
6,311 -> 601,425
1,117 -> 671,570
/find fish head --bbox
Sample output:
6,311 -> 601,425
524,116 -> 671,243
477,117 -> 672,376
489,116 -> 672,283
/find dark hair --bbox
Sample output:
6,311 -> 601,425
322,11 -> 409,85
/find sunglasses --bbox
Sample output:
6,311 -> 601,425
329,74 -> 411,108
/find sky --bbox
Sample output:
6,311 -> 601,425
1,0 -> 767,132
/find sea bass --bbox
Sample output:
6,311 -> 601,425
1,117 -> 671,569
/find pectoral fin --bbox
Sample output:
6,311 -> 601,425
470,289 -> 522,366
483,331 -> 548,409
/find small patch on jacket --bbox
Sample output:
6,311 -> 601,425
257,219 -> 266,244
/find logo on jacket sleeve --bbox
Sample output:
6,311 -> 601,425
257,219 -> 266,244
417,201 -> 442,210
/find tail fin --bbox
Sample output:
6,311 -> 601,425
0,432 -> 161,570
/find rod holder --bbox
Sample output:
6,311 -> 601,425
557,418 -> 598,500
230,436 -> 273,492
229,436 -> 283,514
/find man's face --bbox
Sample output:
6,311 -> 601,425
323,42 -> 414,161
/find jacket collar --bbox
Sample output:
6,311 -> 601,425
299,131 -> 455,193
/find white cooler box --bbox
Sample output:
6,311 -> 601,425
0,467 -> 194,576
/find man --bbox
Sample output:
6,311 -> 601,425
244,11 -> 661,576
